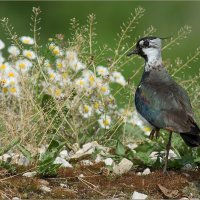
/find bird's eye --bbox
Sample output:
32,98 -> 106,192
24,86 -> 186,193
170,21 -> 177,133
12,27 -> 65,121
143,40 -> 149,47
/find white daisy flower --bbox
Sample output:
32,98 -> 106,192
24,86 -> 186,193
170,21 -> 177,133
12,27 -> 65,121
48,86 -> 64,99
98,83 -> 110,96
8,84 -> 20,97
110,71 -> 127,86
98,115 -> 111,129
79,104 -> 93,118
93,101 -> 104,114
15,59 -> 32,73
51,46 -> 63,56
0,39 -> 5,50
0,62 -> 10,72
8,46 -> 20,57
71,61 -> 86,72
20,36 -> 34,45
46,68 -> 60,82
75,77 -> 87,89
96,66 -> 109,77
66,50 -> 78,66
23,50 -> 36,60
83,70 -> 97,88
44,59 -> 51,68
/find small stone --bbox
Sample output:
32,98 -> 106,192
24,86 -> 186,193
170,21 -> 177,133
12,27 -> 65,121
59,150 -> 69,160
181,164 -> 193,171
104,158 -> 114,166
137,172 -> 142,176
95,154 -> 103,163
149,151 -> 159,161
126,143 -> 138,150
80,159 -> 93,166
113,158 -> 133,175
131,191 -> 148,200
23,171 -> 37,178
53,157 -> 72,168
60,183 -> 68,188
79,174 -> 85,178
40,185 -> 51,193
12,197 -> 21,200
142,168 -> 151,175
2,154 -> 12,162
38,179 -> 49,186
17,155 -> 29,166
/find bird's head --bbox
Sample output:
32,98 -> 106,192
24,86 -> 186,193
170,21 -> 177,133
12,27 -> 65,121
127,36 -> 168,62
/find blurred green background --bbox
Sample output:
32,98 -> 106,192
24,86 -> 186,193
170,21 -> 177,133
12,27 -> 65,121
0,1 -> 200,75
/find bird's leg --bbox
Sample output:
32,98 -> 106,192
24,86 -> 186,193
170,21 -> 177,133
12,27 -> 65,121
149,129 -> 156,140
149,128 -> 160,140
163,131 -> 173,173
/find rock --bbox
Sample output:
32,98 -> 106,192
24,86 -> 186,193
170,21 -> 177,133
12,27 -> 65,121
113,158 -> 133,175
142,168 -> 151,175
79,174 -> 85,178
38,179 -> 49,186
2,153 -> 12,162
126,143 -> 138,150
53,157 -> 72,168
59,150 -> 69,160
131,191 -> 148,200
80,159 -> 93,166
17,155 -> 29,166
40,185 -> 51,193
23,171 -> 37,178
12,197 -> 21,200
149,151 -> 159,161
95,154 -> 103,163
104,158 -> 114,166
60,183 -> 68,188
70,141 -> 109,159
161,149 -> 178,160
181,164 -> 193,171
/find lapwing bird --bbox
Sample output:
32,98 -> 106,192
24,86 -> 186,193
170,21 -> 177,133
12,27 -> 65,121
127,36 -> 200,172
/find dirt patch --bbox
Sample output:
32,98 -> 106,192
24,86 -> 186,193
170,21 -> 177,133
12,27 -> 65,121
0,163 -> 200,199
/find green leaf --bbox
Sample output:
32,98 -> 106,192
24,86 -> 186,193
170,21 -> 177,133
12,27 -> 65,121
116,140 -> 125,156
17,144 -> 32,161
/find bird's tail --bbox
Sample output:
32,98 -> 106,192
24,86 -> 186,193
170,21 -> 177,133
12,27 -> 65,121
180,122 -> 200,147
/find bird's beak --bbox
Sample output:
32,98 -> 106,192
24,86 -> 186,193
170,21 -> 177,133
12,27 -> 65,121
126,49 -> 139,56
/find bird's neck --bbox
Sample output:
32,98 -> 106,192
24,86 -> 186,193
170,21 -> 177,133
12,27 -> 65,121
144,50 -> 163,72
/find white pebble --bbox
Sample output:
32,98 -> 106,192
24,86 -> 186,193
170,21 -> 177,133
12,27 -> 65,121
23,171 -> 37,178
53,157 -> 72,168
131,191 -> 148,200
104,158 -> 114,166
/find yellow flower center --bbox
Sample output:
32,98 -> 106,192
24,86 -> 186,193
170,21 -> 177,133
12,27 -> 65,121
0,64 -> 6,70
62,72 -> 68,78
9,87 -> 17,93
2,87 -> 8,93
103,119 -> 110,126
49,73 -> 55,80
23,39 -> 30,44
100,86 -> 107,93
83,105 -> 89,113
55,88 -> 62,97
53,48 -> 60,55
1,79 -> 7,85
89,75 -> 95,82
25,52 -> 32,58
94,102 -> 99,109
8,72 -> 15,77
19,63 -> 26,69
57,63 -> 62,68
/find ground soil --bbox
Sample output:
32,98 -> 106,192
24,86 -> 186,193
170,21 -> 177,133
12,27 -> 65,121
0,163 -> 200,199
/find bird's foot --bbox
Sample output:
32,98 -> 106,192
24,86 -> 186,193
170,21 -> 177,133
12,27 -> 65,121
149,129 -> 160,140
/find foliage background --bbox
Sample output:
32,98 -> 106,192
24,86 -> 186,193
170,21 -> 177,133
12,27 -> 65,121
0,1 -> 200,79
